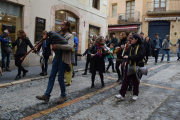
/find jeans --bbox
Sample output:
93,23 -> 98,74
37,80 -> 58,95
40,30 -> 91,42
45,58 -> 66,98
106,58 -> 115,71
15,54 -> 26,76
155,49 -> 160,63
2,50 -> 11,69
177,47 -> 180,59
161,50 -> 170,61
41,55 -> 49,73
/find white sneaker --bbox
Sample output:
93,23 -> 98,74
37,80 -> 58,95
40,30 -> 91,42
115,94 -> 124,100
132,95 -> 138,101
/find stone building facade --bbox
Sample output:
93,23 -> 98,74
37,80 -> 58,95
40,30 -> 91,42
0,0 -> 109,69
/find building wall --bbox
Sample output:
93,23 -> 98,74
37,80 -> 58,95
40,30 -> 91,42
2,0 -> 109,68
108,0 -> 143,25
142,0 -> 180,53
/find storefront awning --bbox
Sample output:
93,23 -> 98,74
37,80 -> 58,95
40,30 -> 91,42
108,25 -> 139,31
145,17 -> 180,21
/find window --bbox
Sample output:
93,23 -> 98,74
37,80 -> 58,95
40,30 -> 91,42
112,4 -> 117,18
126,1 -> 135,19
154,0 -> 166,11
92,0 -> 100,10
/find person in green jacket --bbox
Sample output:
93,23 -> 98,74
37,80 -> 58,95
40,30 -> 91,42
106,43 -> 116,73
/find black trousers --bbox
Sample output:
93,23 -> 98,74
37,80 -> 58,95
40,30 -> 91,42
15,54 -> 26,76
91,70 -> 104,85
116,60 -> 123,78
85,59 -> 90,73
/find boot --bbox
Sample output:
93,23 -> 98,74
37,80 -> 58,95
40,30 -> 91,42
57,96 -> 67,104
36,95 -> 50,102
23,70 -> 28,77
15,75 -> 21,80
91,83 -> 94,88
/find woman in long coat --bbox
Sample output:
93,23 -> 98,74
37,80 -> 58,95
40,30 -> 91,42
89,36 -> 110,88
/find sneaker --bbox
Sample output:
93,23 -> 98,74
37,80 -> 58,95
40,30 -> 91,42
132,95 -> 138,101
57,96 -> 67,104
82,72 -> 87,75
2,68 -> 6,72
115,94 -> 124,100
36,95 -> 50,102
160,60 -> 163,63
167,61 -> 170,63
6,68 -> 11,72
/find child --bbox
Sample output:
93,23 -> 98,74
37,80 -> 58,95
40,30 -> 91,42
106,43 -> 116,73
89,36 -> 110,88
82,43 -> 93,75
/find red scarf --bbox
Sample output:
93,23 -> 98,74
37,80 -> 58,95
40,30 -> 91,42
97,44 -> 102,57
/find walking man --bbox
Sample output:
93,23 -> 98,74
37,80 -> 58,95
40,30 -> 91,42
0,29 -> 12,72
176,38 -> 180,61
161,35 -> 176,63
111,34 -> 118,47
152,33 -> 162,65
36,21 -> 74,103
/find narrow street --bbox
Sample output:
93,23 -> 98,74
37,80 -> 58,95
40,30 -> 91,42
0,56 -> 180,120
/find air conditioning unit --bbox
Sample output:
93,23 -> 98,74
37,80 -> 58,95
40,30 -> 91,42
124,18 -> 129,22
118,15 -> 125,20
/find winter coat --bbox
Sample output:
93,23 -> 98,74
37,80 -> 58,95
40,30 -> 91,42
0,32 -> 12,51
152,38 -> 162,49
117,38 -> 127,60
124,43 -> 145,67
12,37 -> 34,55
162,39 -> 175,50
144,41 -> 151,56
88,45 -> 109,73
111,37 -> 118,47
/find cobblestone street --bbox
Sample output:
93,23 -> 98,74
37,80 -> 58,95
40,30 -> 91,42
1,56 -> 180,120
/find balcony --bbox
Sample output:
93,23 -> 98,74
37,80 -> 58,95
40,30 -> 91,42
117,11 -> 140,24
147,0 -> 180,15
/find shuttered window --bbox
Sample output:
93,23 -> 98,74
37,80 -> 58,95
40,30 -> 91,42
126,1 -> 135,18
112,4 -> 117,17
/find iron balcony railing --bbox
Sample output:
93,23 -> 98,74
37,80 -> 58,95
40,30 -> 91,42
117,11 -> 140,24
147,0 -> 180,14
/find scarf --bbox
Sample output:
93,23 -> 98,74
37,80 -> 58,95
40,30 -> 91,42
96,44 -> 102,57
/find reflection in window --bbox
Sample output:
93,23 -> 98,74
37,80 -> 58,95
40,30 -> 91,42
0,1 -> 22,60
55,11 -> 77,33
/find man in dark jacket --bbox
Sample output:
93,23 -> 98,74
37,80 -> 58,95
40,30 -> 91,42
152,33 -> 162,65
140,32 -> 145,44
0,29 -> 12,72
112,35 -> 118,47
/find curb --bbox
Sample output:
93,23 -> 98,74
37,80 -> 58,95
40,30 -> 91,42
0,63 -> 111,88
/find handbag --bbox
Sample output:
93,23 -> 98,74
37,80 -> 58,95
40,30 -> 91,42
127,45 -> 139,76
